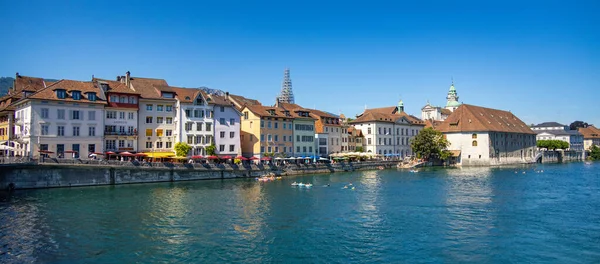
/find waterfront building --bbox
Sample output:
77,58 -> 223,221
347,126 -> 365,152
13,78 -> 106,158
240,104 -> 294,157
436,104 -> 537,166
311,109 -> 343,155
340,114 -> 350,152
127,73 -> 177,157
173,87 -> 214,156
315,133 -> 329,157
350,99 -> 425,157
578,125 -> 600,151
276,102 -> 317,157
0,74 -> 49,156
421,82 -> 461,121
96,78 -> 140,152
210,93 -> 242,156
531,122 -> 584,159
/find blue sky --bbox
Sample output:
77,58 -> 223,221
1,0 -> 599,126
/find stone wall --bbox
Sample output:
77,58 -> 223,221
540,150 -> 583,163
0,161 -> 399,190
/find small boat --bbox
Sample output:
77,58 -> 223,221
291,182 -> 299,186
410,169 -> 419,173
585,161 -> 592,165
276,176 -> 282,180
298,183 -> 305,186
305,183 -> 313,187
378,166 -> 385,170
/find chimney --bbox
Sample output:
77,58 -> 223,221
116,76 -> 121,81
225,92 -> 229,100
126,71 -> 131,88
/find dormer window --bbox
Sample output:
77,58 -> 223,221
195,98 -> 204,105
87,92 -> 96,101
162,92 -> 174,98
72,91 -> 82,100
56,89 -> 66,99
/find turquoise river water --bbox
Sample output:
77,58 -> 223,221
1,162 -> 600,263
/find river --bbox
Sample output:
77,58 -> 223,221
1,162 -> 599,263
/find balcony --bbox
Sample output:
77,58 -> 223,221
104,131 -> 138,136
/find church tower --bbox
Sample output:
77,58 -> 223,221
276,68 -> 295,104
397,99 -> 404,113
445,80 -> 461,111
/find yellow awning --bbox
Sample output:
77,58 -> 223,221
170,156 -> 189,159
143,152 -> 175,158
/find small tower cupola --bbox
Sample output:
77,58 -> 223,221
445,79 -> 461,110
397,99 -> 404,113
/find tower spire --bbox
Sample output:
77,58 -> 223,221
445,78 -> 461,111
276,68 -> 295,104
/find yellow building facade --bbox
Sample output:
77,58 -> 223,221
240,105 -> 295,158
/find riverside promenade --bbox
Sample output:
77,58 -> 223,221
0,159 -> 398,190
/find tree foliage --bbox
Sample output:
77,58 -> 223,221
569,121 -> 589,130
355,146 -> 364,152
410,128 -> 450,160
205,144 -> 216,156
174,142 -> 192,157
536,139 -> 569,150
590,144 -> 600,161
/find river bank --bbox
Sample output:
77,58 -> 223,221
0,161 -> 398,190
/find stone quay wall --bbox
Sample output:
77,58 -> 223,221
0,161 -> 398,190
540,150 -> 583,164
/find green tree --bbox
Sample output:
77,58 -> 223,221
355,146 -> 364,152
410,127 -> 450,160
174,142 -> 192,157
537,139 -> 569,150
590,144 -> 600,161
205,144 -> 216,156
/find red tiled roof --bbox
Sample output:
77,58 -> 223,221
228,94 -> 261,110
578,126 -> 600,139
95,78 -> 140,95
129,76 -> 169,99
437,104 -> 535,134
25,79 -> 106,104
349,106 -> 425,126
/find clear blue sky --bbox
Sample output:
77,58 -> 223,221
1,0 -> 599,126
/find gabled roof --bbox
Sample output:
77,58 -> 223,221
349,106 -> 425,126
531,122 -> 566,128
94,78 -> 140,95
21,79 -> 106,105
228,94 -> 261,110
424,119 -> 444,130
578,126 -> 600,139
437,104 -> 535,134
171,87 -> 203,103
244,104 -> 296,119
129,76 -> 169,99
14,74 -> 47,92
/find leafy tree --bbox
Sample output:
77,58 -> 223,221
205,144 -> 216,156
263,152 -> 275,157
590,144 -> 600,161
355,146 -> 364,152
569,121 -> 589,130
174,142 -> 192,157
537,139 -> 569,150
410,127 -> 450,160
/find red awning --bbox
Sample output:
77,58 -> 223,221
191,155 -> 204,159
64,150 -> 78,153
221,155 -> 233,159
39,150 -> 54,154
119,151 -> 133,155
92,152 -> 105,155
260,157 -> 272,161
249,156 -> 259,160
207,156 -> 219,160
235,156 -> 248,160
105,151 -> 116,155
134,153 -> 147,157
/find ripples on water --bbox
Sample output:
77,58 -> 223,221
1,162 -> 600,263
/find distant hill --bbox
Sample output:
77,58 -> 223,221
199,86 -> 225,96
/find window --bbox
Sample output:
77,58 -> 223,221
206,123 -> 212,131
185,122 -> 193,131
56,89 -> 66,99
472,140 -> 478,147
41,108 -> 49,118
128,96 -> 136,104
156,142 -> 163,148
41,124 -> 49,135
166,142 -> 172,148
220,106 -> 225,112
274,122 -> 278,129
230,118 -> 235,125
120,96 -> 126,103
146,142 -> 152,148
219,145 -> 225,151
297,146 -> 300,153
118,140 -> 125,148
146,129 -> 152,137
368,138 -> 372,145
89,127 -> 95,136
166,130 -> 172,136
166,117 -> 173,124
119,126 -> 125,134
128,112 -> 134,119
275,147 -> 279,152
230,132 -> 234,138
261,120 -> 264,128
260,134 -> 265,141
73,126 -> 80,136
220,118 -> 225,125
58,126 -> 65,136
107,111 -> 117,119
267,147 -> 272,152
166,105 -> 173,112
185,109 -> 191,117
368,128 -> 371,134
267,134 -> 272,141
472,134 -> 477,139
274,135 -> 279,142
146,104 -> 153,111
72,91 -> 81,100
220,131 -> 225,138
309,146 -> 313,152
88,111 -> 96,121
88,144 -> 95,153
157,117 -> 163,124
243,112 -> 248,120
261,146 -> 265,153
229,145 -> 235,152
297,135 -> 300,141
72,110 -> 80,120
156,129 -> 164,137
57,109 -> 65,119
283,123 -> 286,129
128,126 -> 134,134
146,117 -> 152,123
157,105 -> 164,112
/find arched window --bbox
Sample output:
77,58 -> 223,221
472,140 -> 478,147
472,133 -> 477,139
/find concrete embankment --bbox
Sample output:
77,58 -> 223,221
540,150 -> 583,163
0,161 -> 398,190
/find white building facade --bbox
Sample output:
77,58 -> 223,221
212,94 -> 242,156
13,79 -> 106,158
174,88 -> 214,156
97,79 -> 140,152
531,122 -> 584,159
421,82 -> 461,121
